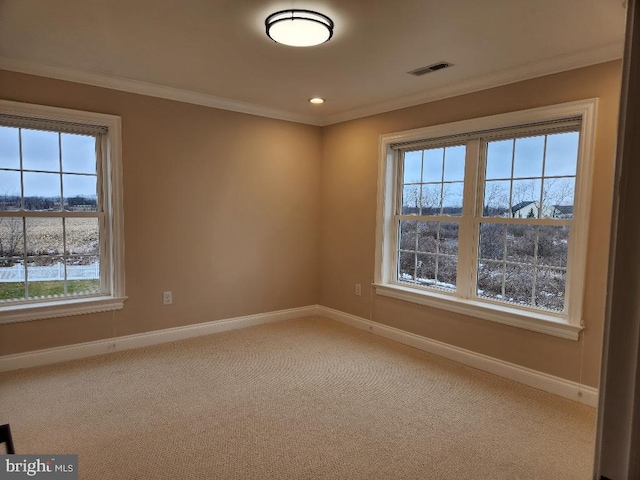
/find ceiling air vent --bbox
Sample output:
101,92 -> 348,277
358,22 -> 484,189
408,61 -> 452,77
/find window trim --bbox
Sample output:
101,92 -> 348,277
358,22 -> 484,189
0,100 -> 126,324
375,99 -> 598,340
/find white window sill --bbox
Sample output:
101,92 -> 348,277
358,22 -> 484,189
374,283 -> 582,340
0,296 -> 127,325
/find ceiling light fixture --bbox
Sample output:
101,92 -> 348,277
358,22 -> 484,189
309,98 -> 325,104
265,9 -> 334,47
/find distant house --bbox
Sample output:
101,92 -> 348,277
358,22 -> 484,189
552,205 -> 573,218
511,200 -> 540,218
510,201 -> 573,219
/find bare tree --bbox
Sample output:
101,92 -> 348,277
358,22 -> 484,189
542,178 -> 574,217
0,216 -> 24,260
421,185 -> 441,214
511,181 -> 538,213
483,182 -> 509,216
0,192 -> 21,211
402,185 -> 420,214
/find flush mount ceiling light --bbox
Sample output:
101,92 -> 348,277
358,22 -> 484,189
309,97 -> 325,104
265,9 -> 334,47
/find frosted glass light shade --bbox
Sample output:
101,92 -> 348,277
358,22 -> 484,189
265,10 -> 334,47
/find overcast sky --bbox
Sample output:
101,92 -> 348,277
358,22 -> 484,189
0,126 -> 97,199
402,132 -> 579,209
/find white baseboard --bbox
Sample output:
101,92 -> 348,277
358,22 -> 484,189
0,304 -> 599,407
0,305 -> 319,373
317,306 -> 599,407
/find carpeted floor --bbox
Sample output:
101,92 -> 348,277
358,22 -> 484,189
0,316 -> 596,479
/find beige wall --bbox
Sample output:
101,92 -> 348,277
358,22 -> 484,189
320,61 -> 622,387
0,70 -> 322,355
0,62 -> 622,387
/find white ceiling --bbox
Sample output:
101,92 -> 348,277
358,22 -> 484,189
0,0 -> 627,125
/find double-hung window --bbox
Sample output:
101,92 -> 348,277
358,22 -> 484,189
375,100 -> 597,339
0,100 -> 125,323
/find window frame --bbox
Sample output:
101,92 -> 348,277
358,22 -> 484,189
374,99 -> 598,340
0,100 -> 126,324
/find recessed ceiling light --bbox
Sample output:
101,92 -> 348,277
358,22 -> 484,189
265,10 -> 334,47
309,98 -> 325,104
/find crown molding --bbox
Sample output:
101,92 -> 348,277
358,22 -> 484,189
0,56 -> 322,126
320,40 -> 625,126
0,40 -> 624,128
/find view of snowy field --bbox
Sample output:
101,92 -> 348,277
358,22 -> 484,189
0,217 -> 100,300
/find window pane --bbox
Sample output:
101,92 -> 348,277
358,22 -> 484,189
477,261 -> 504,299
65,218 -> 100,255
506,224 -> 536,264
401,185 -> 420,215
0,126 -> 20,169
438,222 -> 459,255
398,220 -> 417,251
403,151 -> 422,184
542,178 -> 575,219
23,172 -> 61,211
398,251 -> 416,283
537,226 -> 569,267
421,184 -> 441,215
0,258 -> 25,300
479,223 -> 505,260
442,182 -> 463,215
416,222 -> 437,253
26,256 -> 65,298
544,132 -> 579,177
486,140 -> 513,180
26,218 -> 63,256
513,136 -> 544,178
443,146 -> 465,182
535,268 -> 566,311
22,129 -> 60,172
61,134 -> 96,174
504,264 -> 534,306
436,256 -> 457,290
416,253 -> 436,286
511,179 -> 542,218
63,174 -> 98,211
0,217 -> 24,256
67,255 -> 100,295
423,148 -> 443,182
483,180 -> 510,216
0,170 -> 22,211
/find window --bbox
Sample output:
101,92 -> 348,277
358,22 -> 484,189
0,100 -> 125,323
399,145 -> 465,291
375,100 -> 597,340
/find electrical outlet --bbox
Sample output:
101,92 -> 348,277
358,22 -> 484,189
163,291 -> 172,305
355,284 -> 362,296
